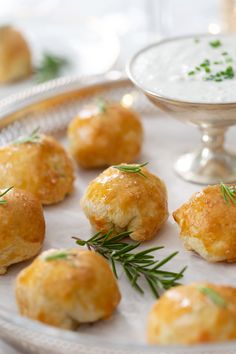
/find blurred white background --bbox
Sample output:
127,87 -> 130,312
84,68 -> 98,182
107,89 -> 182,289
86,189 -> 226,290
0,0 -> 224,77
0,0 -> 227,98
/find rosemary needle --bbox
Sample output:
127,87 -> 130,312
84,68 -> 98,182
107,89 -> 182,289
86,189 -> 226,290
0,186 -> 13,205
45,251 -> 69,261
198,286 -> 227,308
112,162 -> 148,178
97,98 -> 107,113
73,230 -> 186,298
12,128 -> 41,145
220,182 -> 236,205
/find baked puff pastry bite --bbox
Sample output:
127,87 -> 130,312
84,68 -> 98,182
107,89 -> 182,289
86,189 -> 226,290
67,101 -> 143,168
173,184 -> 236,262
81,164 -> 168,241
0,131 -> 74,205
16,249 -> 121,330
148,282 -> 236,345
0,187 -> 45,275
0,26 -> 32,83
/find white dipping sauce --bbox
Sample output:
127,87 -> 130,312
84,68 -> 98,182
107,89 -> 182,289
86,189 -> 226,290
131,35 -> 236,103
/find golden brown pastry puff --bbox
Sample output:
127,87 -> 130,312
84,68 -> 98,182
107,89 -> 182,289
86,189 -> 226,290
16,248 -> 121,330
0,133 -> 74,205
67,101 -> 143,168
173,184 -> 236,262
81,164 -> 168,241
0,187 -> 45,275
148,282 -> 236,345
0,26 -> 32,83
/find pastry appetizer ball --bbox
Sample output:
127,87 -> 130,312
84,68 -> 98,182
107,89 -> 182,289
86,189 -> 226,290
0,132 -> 74,205
173,184 -> 236,262
148,282 -> 236,345
0,26 -> 32,83
81,164 -> 168,241
67,101 -> 143,168
0,187 -> 45,275
16,249 -> 121,330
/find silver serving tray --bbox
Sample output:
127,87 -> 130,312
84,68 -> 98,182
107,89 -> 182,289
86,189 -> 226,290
0,73 -> 236,354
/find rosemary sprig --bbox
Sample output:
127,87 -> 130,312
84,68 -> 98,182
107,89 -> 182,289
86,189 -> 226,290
12,128 -> 41,145
198,286 -> 227,308
112,162 -> 148,178
97,98 -> 107,114
0,186 -> 13,205
73,230 -> 186,298
35,53 -> 69,83
220,182 -> 236,205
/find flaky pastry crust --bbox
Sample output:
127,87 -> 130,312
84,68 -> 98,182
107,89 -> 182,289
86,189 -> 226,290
81,165 -> 168,241
173,185 -> 236,262
67,103 -> 143,168
0,135 -> 74,205
16,249 -> 121,329
148,282 -> 236,345
0,188 -> 45,274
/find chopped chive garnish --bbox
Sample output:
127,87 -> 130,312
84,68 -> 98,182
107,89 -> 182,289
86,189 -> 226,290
188,70 -> 195,76
200,59 -> 210,67
204,65 -> 234,82
209,40 -> 222,48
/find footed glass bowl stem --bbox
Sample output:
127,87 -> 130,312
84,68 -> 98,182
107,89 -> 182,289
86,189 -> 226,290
174,124 -> 236,184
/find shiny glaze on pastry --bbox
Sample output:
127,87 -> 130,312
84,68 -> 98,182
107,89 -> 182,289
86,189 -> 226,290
173,185 -> 236,262
0,187 -> 45,274
148,282 -> 236,345
67,102 -> 143,168
16,249 -> 121,330
81,165 -> 168,241
0,134 -> 74,205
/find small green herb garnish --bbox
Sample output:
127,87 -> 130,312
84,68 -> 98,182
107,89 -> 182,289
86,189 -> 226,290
200,59 -> 210,68
220,182 -> 236,205
188,70 -> 195,76
35,53 -> 69,83
12,128 -> 41,145
222,51 -> 228,56
45,251 -> 70,261
204,65 -> 234,82
97,98 -> 107,114
198,286 -> 227,307
73,230 -> 186,297
214,61 -> 223,65
0,186 -> 13,205
112,162 -> 148,178
194,38 -> 200,44
209,40 -> 222,48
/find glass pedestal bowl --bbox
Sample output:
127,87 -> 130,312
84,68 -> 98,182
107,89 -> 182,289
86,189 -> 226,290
127,38 -> 236,185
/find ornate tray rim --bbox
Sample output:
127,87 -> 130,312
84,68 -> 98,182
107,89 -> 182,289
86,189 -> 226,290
0,73 -> 236,354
